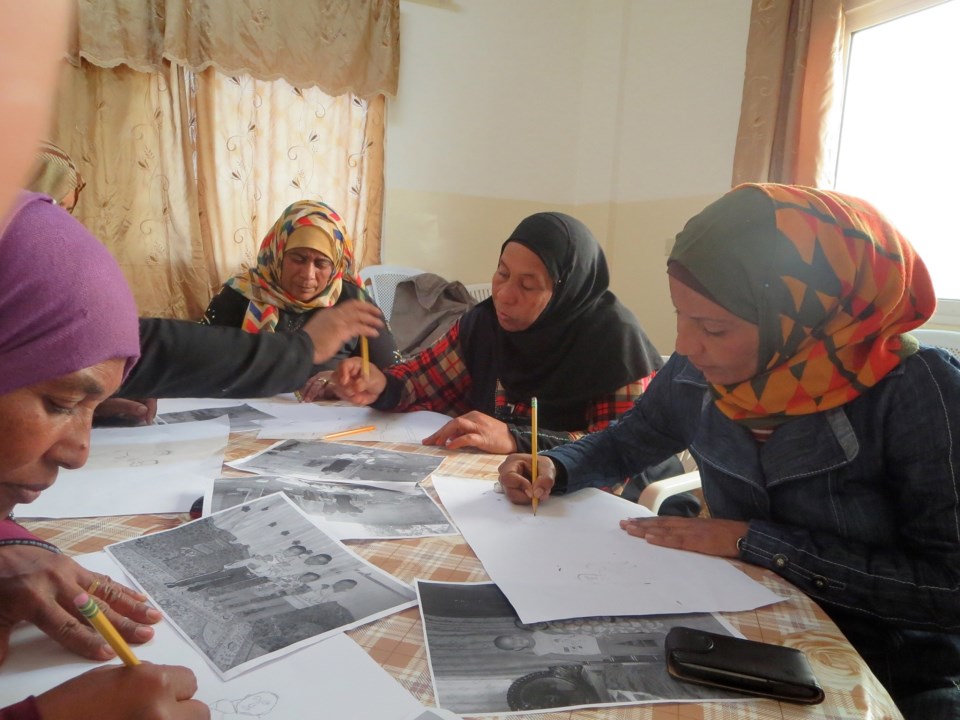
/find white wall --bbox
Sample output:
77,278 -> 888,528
383,0 -> 751,350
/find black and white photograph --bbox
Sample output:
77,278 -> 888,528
417,581 -> 742,715
107,493 -> 417,680
206,474 -> 458,540
227,439 -> 445,488
157,403 -> 278,432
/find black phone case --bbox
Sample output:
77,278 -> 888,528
664,627 -> 825,704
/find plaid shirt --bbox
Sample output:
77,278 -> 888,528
383,320 -> 655,445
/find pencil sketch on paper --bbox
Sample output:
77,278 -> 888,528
210,691 -> 278,719
417,581 -> 742,715
158,404 -> 277,432
207,475 -> 457,540
228,439 -> 444,487
107,494 -> 416,680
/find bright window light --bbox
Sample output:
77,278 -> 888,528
834,0 -> 960,300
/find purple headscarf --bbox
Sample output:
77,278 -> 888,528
0,192 -> 140,394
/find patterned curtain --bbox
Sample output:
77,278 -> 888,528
731,0 -> 845,188
193,70 -> 386,290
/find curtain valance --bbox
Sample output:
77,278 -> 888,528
68,0 -> 400,98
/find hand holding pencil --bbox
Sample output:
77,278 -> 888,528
33,623 -> 204,720
496,452 -> 558,508
75,592 -> 141,666
329,355 -> 388,406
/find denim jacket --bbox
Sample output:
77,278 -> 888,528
544,348 -> 960,634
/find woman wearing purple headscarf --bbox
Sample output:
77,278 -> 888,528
0,194 -> 206,720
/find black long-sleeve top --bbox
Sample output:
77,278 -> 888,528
201,284 -> 400,374
118,318 -> 316,399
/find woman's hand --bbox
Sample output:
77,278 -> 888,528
619,517 -> 749,558
0,545 -> 161,663
423,411 -> 517,453
330,357 -> 387,405
302,300 -> 384,364
298,370 -> 336,402
93,397 -> 157,425
497,454 -> 557,506
34,663 -> 209,720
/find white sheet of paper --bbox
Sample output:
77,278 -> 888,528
432,475 -> 783,624
0,553 -> 428,720
156,397 -> 279,414
20,418 -> 229,519
252,404 -> 451,444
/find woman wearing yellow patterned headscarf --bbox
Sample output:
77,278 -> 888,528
500,184 -> 959,720
202,200 -> 399,379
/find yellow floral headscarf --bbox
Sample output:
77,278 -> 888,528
669,183 -> 936,427
226,200 -> 362,334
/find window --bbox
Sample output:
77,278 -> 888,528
835,0 -> 960,325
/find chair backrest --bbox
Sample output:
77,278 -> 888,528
360,265 -> 425,322
912,328 -> 960,359
464,282 -> 492,302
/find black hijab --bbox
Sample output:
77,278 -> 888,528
459,212 -> 662,431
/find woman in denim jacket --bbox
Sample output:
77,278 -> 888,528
498,184 -> 960,720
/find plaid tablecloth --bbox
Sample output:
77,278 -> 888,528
22,432 -> 903,720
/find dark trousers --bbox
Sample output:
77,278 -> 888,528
831,610 -> 960,720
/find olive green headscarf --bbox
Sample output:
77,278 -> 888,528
26,140 -> 85,207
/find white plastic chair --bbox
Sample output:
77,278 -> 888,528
637,470 -> 702,515
465,282 -> 492,302
360,265 -> 425,322
912,328 -> 960,359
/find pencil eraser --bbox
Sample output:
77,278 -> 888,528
74,592 -> 90,608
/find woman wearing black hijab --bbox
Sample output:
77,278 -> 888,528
332,212 -> 662,455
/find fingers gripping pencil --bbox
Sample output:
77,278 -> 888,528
75,592 -> 141,666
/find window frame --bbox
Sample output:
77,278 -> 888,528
840,0 -> 959,327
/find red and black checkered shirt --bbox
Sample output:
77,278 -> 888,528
383,320 -> 654,443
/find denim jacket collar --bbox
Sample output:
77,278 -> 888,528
674,358 -> 907,488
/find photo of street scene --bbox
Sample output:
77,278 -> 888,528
208,475 -> 456,539
418,580 -> 741,715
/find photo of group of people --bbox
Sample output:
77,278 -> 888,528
109,494 -> 416,678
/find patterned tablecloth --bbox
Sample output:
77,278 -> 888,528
22,432 -> 904,720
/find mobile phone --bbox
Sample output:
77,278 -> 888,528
664,627 -> 825,704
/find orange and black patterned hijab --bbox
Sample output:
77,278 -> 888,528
668,183 -> 936,426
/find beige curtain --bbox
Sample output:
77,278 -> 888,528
49,0 -> 396,318
731,0 -> 845,188
69,0 -> 400,98
51,61 -> 207,318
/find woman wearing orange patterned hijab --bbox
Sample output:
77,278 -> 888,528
202,200 -> 399,384
500,184 -> 959,720
666,183 -> 935,426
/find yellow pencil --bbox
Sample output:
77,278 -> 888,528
360,335 -> 370,379
322,424 -> 376,440
531,396 -> 539,516
74,592 -> 141,666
